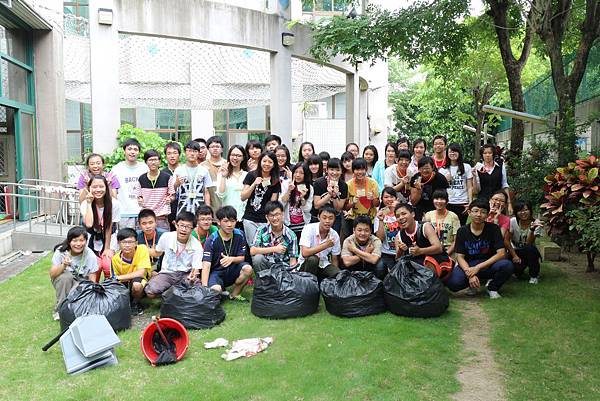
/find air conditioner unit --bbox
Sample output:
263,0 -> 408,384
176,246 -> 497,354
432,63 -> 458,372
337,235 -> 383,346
304,102 -> 327,119
0,0 -> 12,8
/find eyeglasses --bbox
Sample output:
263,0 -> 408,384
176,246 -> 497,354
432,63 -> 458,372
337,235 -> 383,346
268,212 -> 283,218
177,224 -> 194,230
230,153 -> 243,158
120,239 -> 136,245
209,144 -> 222,149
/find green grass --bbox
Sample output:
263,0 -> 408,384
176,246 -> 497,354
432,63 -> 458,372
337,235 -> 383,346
0,257 -> 462,401
482,263 -> 600,401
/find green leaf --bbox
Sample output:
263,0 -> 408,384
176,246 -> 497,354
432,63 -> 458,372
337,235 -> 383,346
588,167 -> 598,181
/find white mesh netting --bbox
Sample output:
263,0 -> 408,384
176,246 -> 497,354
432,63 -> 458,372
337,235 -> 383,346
63,14 -> 346,110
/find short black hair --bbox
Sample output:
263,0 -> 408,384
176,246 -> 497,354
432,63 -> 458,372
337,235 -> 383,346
469,198 -> 490,212
264,134 -> 282,146
265,200 -> 284,215
397,150 -> 411,161
117,228 -> 137,242
184,140 -> 201,151
206,135 -> 224,148
318,204 -> 337,217
122,138 -> 142,152
418,156 -> 435,169
395,202 -> 414,214
381,186 -> 398,199
143,149 -> 161,162
433,135 -> 447,145
432,189 -> 449,201
327,157 -> 341,170
353,215 -> 372,230
216,205 -> 237,221
319,151 -> 330,161
396,137 -> 410,148
195,204 -> 214,218
164,141 -> 181,154
351,157 -> 367,171
193,138 -> 207,146
176,211 -> 196,225
138,208 -> 156,221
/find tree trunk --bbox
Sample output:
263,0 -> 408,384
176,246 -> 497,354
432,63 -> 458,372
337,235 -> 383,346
586,252 -> 596,273
486,0 -> 533,172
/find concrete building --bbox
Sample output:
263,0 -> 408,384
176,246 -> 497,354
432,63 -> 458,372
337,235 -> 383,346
0,0 -> 391,190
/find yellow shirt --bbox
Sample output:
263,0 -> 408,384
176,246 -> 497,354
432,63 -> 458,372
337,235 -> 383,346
111,245 -> 152,283
347,177 -> 379,220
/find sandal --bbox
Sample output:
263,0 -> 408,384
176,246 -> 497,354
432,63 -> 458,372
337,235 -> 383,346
229,294 -> 249,302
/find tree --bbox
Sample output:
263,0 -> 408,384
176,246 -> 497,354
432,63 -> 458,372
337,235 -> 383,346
307,1 -> 533,160
485,0 -> 534,163
531,0 -> 600,165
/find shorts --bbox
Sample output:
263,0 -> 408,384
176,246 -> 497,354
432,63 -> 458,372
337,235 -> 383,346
208,263 -> 249,288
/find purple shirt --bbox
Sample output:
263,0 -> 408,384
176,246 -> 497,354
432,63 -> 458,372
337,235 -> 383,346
77,171 -> 121,190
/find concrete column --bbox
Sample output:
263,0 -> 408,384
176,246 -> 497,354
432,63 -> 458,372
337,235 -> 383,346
89,0 -> 120,154
32,0 -> 66,182
191,110 -> 214,139
270,48 -> 293,148
346,73 -> 360,146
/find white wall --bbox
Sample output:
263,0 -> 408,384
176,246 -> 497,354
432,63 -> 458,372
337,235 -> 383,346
191,110 -> 214,139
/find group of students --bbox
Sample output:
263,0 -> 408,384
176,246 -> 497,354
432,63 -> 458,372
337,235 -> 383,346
50,133 -> 544,319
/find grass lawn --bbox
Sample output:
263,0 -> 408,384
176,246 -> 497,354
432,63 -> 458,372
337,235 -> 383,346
483,262 -> 600,401
0,257 -> 462,401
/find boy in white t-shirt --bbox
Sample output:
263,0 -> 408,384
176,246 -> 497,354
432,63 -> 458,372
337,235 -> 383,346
298,205 -> 341,280
110,138 -> 148,229
174,140 -> 214,216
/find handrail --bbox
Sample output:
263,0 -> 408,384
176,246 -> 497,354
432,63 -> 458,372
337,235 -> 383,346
0,181 -> 81,237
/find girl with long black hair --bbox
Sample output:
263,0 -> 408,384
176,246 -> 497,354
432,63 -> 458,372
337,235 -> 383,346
81,175 -> 121,279
438,142 -> 473,225
280,162 -> 314,239
241,151 -> 282,245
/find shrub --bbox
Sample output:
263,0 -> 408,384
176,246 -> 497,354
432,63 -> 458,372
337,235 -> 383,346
508,141 -> 557,207
567,205 -> 600,272
541,155 -> 600,242
103,124 -> 173,170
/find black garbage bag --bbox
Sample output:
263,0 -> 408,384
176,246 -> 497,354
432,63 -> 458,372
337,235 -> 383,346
160,280 -> 225,329
251,265 -> 320,319
383,256 -> 449,318
58,279 -> 131,331
320,270 -> 386,317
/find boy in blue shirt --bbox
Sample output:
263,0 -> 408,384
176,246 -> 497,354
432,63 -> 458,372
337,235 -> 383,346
202,206 -> 253,301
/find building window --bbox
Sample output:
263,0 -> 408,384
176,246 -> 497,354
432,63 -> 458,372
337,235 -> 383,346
119,107 -> 192,144
66,100 -> 92,162
213,106 -> 270,150
64,0 -> 90,19
302,0 -> 349,13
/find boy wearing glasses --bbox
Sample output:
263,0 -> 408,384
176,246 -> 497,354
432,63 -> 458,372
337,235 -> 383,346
250,201 -> 299,272
135,150 -> 175,231
191,205 -> 219,246
144,211 -> 203,298
202,206 -> 253,302
111,228 -> 152,315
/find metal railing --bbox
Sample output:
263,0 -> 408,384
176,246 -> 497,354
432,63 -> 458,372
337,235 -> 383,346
0,180 -> 80,237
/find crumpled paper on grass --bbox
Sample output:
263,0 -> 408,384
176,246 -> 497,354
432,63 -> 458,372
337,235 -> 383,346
220,337 -> 273,361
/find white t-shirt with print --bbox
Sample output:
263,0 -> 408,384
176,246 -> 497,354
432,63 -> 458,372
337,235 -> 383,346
438,163 -> 473,204
110,161 -> 148,217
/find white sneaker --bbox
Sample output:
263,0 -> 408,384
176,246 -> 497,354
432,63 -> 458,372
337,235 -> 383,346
466,287 -> 478,296
488,290 -> 502,299
529,277 -> 539,285
52,311 -> 60,321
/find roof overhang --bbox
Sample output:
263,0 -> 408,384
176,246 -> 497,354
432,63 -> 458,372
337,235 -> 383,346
0,0 -> 52,30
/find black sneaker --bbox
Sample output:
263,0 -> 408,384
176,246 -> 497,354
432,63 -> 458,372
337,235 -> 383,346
130,301 -> 144,316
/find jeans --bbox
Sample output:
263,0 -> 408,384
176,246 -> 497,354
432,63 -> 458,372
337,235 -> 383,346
445,258 -> 514,292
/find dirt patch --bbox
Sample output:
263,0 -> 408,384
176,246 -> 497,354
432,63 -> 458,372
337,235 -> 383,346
552,251 -> 600,289
452,298 -> 506,401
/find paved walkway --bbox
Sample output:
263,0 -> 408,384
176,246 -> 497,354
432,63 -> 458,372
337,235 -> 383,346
0,251 -> 48,283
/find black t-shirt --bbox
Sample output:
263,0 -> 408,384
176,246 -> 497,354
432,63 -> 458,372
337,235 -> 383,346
311,176 -> 348,217
139,170 -> 171,189
242,170 -> 282,223
455,222 -> 504,262
410,172 -> 449,220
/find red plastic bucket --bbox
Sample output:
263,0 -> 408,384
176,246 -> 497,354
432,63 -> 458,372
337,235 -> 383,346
140,317 -> 189,366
